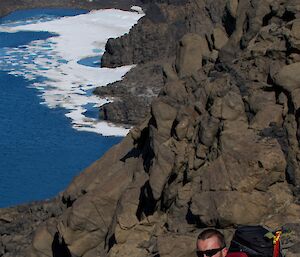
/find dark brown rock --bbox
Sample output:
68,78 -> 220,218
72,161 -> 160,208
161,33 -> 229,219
0,199 -> 64,257
175,33 -> 209,78
95,62 -> 164,125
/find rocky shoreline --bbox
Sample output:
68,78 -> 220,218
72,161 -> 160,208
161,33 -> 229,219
0,1 -> 145,256
95,61 -> 164,125
2,0 -> 300,257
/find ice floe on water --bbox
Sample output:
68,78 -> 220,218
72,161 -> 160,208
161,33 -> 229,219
0,9 -> 144,136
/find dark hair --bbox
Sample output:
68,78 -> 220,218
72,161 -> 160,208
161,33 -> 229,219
197,229 -> 226,248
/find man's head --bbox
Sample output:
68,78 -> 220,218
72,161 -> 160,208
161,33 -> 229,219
196,229 -> 228,257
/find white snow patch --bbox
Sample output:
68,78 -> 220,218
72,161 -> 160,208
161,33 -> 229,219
0,9 -> 144,136
131,6 -> 144,14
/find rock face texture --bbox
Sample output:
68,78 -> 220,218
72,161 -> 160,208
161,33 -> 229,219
96,0 -> 223,124
2,0 -> 300,257
94,62 -> 164,125
0,199 -> 64,257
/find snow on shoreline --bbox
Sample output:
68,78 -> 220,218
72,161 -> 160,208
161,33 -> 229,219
0,9 -> 144,136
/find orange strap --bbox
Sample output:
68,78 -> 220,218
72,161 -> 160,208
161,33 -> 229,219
273,231 -> 282,257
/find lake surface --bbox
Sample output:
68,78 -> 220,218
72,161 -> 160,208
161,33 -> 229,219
0,8 -> 143,207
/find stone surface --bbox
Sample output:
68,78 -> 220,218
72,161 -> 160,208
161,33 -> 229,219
95,62 -> 164,125
226,0 -> 238,18
274,63 -> 300,92
175,33 -> 209,78
212,25 -> 229,50
0,199 -> 63,257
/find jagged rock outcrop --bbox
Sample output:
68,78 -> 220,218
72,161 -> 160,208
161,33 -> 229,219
0,198 -> 64,257
2,0 -> 300,257
95,0 -> 224,125
95,62 -> 164,125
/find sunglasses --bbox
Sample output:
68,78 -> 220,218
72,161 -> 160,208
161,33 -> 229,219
196,247 -> 225,257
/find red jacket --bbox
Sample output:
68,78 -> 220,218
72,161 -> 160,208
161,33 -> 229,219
226,253 -> 248,257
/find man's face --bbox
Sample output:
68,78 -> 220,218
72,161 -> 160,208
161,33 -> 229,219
196,236 -> 228,257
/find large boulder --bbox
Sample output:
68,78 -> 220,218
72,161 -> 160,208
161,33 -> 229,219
175,33 -> 210,78
274,63 -> 300,92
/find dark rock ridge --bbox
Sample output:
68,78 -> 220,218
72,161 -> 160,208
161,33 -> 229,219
96,0 -> 222,125
2,0 -> 300,257
95,62 -> 164,125
0,198 -> 64,257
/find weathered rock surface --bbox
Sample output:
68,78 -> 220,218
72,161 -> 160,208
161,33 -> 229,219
0,199 -> 64,257
2,0 -> 300,257
96,0 -> 225,124
94,62 -> 164,125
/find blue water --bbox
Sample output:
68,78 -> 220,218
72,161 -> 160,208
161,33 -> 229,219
0,8 -> 88,25
0,9 -> 122,207
0,31 -> 57,48
77,56 -> 101,68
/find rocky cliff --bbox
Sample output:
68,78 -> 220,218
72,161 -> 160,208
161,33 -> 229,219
2,0 -> 300,257
96,0 -> 220,124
